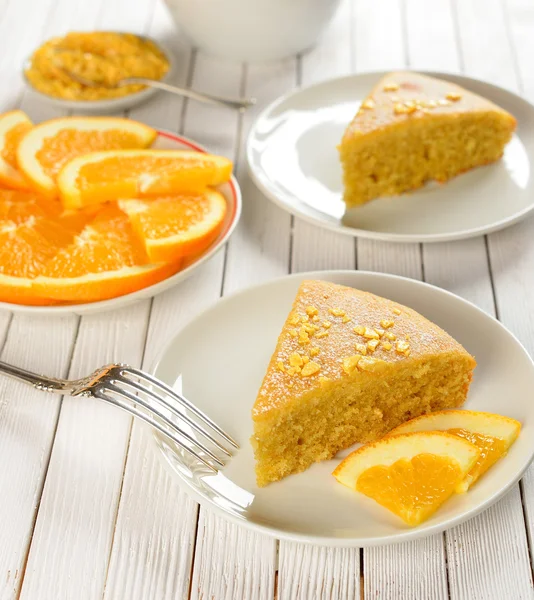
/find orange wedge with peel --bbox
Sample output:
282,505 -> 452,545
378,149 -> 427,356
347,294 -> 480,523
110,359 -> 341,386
119,189 -> 227,263
31,203 -> 182,303
333,432 -> 480,526
0,197 -> 92,305
387,410 -> 521,492
57,149 -> 233,209
0,110 -> 33,190
16,117 -> 156,198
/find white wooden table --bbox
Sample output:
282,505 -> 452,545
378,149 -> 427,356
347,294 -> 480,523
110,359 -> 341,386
1,0 -> 534,598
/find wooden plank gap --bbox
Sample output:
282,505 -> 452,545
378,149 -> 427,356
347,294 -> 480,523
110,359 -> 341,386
519,479 -> 534,584
442,532 -> 452,600
186,506 -> 201,600
0,312 -> 14,354
359,547 -> 364,598
483,236 -> 500,320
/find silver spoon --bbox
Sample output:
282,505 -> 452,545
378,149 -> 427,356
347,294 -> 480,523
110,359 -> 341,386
56,67 -> 256,112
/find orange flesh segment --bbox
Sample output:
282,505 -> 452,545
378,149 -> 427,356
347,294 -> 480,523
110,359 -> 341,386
37,129 -> 146,180
356,453 -> 463,526
0,189 -> 62,223
2,121 -> 32,169
448,428 -> 508,489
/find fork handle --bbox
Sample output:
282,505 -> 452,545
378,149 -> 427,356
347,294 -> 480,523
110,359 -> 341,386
0,360 -> 72,393
118,77 -> 256,112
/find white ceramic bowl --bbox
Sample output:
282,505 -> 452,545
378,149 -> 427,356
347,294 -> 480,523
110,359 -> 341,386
23,36 -> 175,114
164,0 -> 342,62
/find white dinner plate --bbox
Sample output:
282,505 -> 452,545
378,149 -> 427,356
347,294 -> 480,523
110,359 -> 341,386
1,130 -> 241,315
247,72 -> 534,243
152,270 -> 534,547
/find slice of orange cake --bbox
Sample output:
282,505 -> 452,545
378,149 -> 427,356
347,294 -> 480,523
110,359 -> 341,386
251,280 -> 476,486
338,71 -> 517,207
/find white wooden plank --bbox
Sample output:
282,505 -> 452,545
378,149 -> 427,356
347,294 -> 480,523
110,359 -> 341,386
189,56 -> 294,600
278,544 -> 359,600
0,315 -> 78,600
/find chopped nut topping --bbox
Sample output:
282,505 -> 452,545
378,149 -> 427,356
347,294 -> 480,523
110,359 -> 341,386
375,328 -> 385,337
298,330 -> 310,345
302,355 -> 310,364
306,306 -> 318,316
383,82 -> 400,92
315,330 -> 329,338
394,102 -> 417,115
287,365 -> 302,376
312,315 -> 320,322
301,314 -> 310,322
382,341 -> 392,351
329,308 -> 346,317
342,355 -> 362,374
396,340 -> 411,355
438,98 -> 450,106
446,92 -> 462,101
319,376 -> 331,385
310,346 -> 320,357
289,352 -> 303,367
392,308 -> 402,315
353,325 -> 365,335
342,315 -> 351,323
289,329 -> 298,338
301,361 -> 321,377
302,323 -> 319,336
355,343 -> 367,355
277,361 -> 285,372
385,331 -> 396,341
357,356 -> 379,371
363,327 -> 380,340
322,321 -> 332,329
380,319 -> 395,329
426,100 -> 438,108
289,315 -> 300,326
361,99 -> 375,110
367,339 -> 380,352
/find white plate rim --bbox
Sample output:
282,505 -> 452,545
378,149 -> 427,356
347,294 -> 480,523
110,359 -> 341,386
151,269 -> 534,547
23,36 -> 176,113
246,70 -> 534,243
1,130 -> 242,316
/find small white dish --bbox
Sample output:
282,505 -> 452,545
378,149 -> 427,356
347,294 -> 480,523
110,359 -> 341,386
247,72 -> 534,243
23,37 -> 175,114
152,270 -> 534,547
0,130 -> 241,315
164,0 -> 342,63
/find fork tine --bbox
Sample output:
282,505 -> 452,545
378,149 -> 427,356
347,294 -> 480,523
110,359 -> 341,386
117,377 -> 232,457
103,383 -> 226,468
122,367 -> 239,449
95,389 -> 218,473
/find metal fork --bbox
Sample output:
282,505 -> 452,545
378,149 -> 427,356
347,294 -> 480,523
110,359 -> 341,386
0,360 -> 238,472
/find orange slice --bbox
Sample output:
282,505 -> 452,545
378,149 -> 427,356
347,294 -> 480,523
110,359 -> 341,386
32,203 -> 182,303
16,117 -> 156,198
0,188 -> 62,223
333,432 -> 480,526
0,110 -> 33,190
57,149 -> 233,209
0,198 -> 92,305
387,410 -> 521,492
119,189 -> 227,263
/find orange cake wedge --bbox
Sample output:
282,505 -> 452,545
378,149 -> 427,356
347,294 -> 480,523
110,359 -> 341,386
388,410 -> 521,492
58,149 -> 233,209
251,280 -> 476,487
333,432 -> 480,526
339,71 -> 517,207
16,116 -> 156,198
119,189 -> 227,262
0,110 -> 33,190
31,203 -> 182,303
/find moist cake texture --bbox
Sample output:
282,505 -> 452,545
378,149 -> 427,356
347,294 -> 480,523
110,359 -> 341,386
251,280 -> 476,487
338,71 -> 517,207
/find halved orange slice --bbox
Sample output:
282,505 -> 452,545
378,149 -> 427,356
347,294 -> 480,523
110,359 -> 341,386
32,203 -> 182,303
57,149 -> 233,209
0,110 -> 33,190
387,410 -> 521,492
119,189 -> 227,263
0,188 -> 62,223
0,203 -> 92,305
16,117 -> 156,198
333,432 -> 480,526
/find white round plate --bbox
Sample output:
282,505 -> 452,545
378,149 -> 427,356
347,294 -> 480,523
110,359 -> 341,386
247,72 -> 534,243
153,270 -> 534,546
1,131 -> 241,315
23,37 -> 175,114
